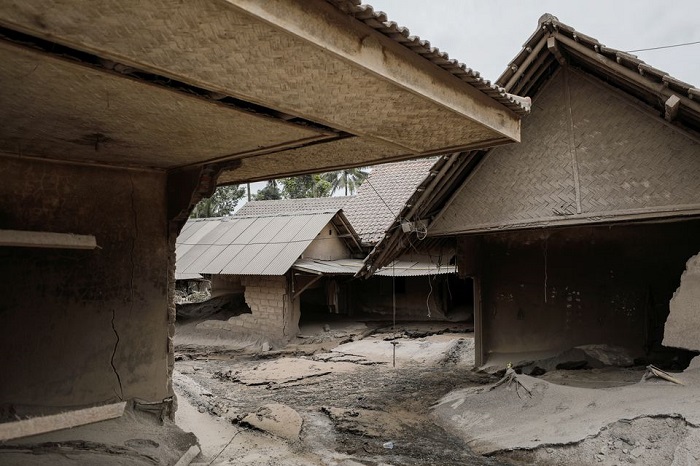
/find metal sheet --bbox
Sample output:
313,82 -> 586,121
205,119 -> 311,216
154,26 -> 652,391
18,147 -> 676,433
292,258 -> 456,276
176,211 -> 348,276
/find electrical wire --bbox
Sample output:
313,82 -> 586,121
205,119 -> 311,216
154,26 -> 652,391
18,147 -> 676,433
626,40 -> 700,53
361,178 -> 398,218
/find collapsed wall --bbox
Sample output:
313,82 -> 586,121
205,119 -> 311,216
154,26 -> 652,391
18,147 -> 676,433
198,275 -> 300,342
0,157 -> 171,410
663,252 -> 700,352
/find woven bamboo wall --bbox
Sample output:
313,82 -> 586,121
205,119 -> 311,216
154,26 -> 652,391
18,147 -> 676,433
0,42 -> 323,168
431,68 -> 700,235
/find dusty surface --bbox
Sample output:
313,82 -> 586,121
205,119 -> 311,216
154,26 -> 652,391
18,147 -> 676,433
174,324 -> 499,465
174,322 -> 700,465
433,369 -> 700,464
0,408 -> 196,465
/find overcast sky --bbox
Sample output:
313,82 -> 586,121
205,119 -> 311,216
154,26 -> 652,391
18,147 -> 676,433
369,0 -> 700,86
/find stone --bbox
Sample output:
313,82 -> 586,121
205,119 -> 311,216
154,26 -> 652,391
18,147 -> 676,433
630,446 -> 644,458
663,253 -> 700,352
240,403 -> 303,441
262,341 -> 270,352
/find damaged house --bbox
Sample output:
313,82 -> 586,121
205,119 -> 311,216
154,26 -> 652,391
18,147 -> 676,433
362,15 -> 700,368
175,158 -> 469,343
0,0 -> 527,454
175,201 -> 364,342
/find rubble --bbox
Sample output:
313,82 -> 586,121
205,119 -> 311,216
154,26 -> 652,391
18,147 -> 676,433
237,403 -> 303,441
432,369 -> 700,456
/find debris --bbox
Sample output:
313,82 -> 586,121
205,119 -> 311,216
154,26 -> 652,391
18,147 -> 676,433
382,441 -> 394,449
262,341 -> 270,352
0,401 -> 126,442
487,365 -> 533,398
174,445 -> 201,466
323,324 -> 331,332
237,403 -> 303,441
641,365 -> 685,385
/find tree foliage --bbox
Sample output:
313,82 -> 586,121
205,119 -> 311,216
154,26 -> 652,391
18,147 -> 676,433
190,185 -> 246,218
254,180 -> 282,200
280,174 -> 332,199
323,167 -> 369,196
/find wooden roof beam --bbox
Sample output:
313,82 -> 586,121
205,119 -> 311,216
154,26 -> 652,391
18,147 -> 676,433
547,36 -> 567,65
554,33 -> 700,117
665,94 -> 681,122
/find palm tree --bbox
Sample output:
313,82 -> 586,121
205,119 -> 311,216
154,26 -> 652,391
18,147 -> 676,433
323,167 -> 369,196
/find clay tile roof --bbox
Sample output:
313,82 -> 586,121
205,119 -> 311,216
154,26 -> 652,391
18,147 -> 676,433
496,13 -> 700,132
343,158 -> 437,246
235,196 -> 353,218
326,0 -> 530,116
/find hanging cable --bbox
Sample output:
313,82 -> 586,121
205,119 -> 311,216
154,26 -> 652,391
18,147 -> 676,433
363,178 -> 397,218
626,40 -> 700,53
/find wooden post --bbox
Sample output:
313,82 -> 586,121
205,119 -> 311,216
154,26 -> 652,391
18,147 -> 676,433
0,402 -> 126,442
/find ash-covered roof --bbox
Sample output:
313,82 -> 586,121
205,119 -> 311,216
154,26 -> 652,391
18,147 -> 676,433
235,197 -> 352,218
327,1 -> 531,116
176,209 -> 361,277
343,158 -> 437,246
359,14 -> 700,276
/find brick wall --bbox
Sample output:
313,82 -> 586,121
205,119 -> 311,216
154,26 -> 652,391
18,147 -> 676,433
201,275 -> 300,342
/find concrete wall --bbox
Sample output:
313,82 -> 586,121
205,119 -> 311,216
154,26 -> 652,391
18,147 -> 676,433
301,221 -> 350,261
0,157 -> 170,409
469,221 -> 700,362
204,275 -> 299,342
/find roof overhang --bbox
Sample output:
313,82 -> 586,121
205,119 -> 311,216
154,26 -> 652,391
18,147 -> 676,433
294,258 -> 456,277
0,0 -> 524,181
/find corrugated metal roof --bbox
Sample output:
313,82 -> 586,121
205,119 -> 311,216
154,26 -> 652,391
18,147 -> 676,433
176,211 -> 338,276
293,258 -> 456,276
236,197 -> 353,217
343,158 -> 437,246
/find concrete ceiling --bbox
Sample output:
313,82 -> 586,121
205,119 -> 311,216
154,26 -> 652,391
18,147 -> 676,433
0,0 -> 523,180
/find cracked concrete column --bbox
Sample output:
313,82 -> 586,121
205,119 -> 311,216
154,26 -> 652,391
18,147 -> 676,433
663,252 -> 700,351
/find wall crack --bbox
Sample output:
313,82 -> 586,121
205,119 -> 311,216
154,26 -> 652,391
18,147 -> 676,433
110,308 -> 124,400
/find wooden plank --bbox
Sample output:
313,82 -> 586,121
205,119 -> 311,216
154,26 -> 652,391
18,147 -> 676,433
0,230 -> 97,249
0,402 -> 126,442
174,445 -> 201,466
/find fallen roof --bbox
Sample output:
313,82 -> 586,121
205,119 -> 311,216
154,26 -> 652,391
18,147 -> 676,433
236,197 -> 353,218
293,258 -> 456,277
0,0 -> 526,182
176,209 -> 361,276
358,13 -> 700,276
343,158 -> 437,246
